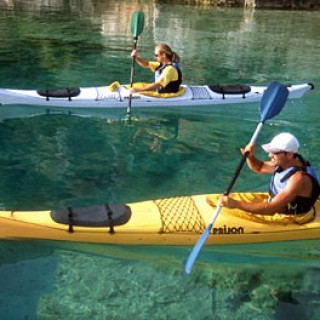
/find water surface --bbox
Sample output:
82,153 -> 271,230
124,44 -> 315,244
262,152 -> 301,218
0,1 -> 319,319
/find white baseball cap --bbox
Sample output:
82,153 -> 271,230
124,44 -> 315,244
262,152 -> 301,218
262,132 -> 300,154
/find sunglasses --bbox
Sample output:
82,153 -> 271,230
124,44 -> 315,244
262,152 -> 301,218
272,151 -> 288,155
154,51 -> 164,58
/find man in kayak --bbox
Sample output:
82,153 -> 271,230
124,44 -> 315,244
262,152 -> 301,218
212,132 -> 320,223
130,43 -> 182,94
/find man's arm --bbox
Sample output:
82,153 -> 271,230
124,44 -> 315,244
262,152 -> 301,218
131,50 -> 149,68
242,144 -> 274,174
218,172 -> 311,215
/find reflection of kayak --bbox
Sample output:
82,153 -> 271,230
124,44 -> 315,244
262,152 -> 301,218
1,193 -> 319,245
0,82 -> 314,109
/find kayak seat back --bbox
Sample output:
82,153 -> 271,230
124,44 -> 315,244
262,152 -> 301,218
51,204 -> 131,231
209,84 -> 251,99
37,88 -> 81,101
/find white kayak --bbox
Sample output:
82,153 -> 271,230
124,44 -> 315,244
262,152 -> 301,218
0,82 -> 314,109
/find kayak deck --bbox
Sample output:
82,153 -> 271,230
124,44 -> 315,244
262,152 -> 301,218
0,193 -> 319,245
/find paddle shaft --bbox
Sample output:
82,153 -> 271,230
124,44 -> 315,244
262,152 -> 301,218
126,11 -> 144,119
126,37 -> 138,117
224,122 -> 263,196
184,122 -> 264,275
209,122 -> 264,225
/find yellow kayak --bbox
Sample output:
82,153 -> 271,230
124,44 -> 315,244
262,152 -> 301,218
0,193 -> 319,245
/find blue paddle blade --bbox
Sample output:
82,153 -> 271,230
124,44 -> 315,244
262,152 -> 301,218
184,223 -> 213,275
259,82 -> 289,123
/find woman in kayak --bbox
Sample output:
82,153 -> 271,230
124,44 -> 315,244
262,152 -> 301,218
130,43 -> 182,94
210,132 -> 320,224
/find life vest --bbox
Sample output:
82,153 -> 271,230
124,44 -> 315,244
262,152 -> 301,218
154,64 -> 182,93
172,61 -> 182,73
269,155 -> 320,214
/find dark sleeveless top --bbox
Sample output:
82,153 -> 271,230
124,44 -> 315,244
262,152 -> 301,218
269,155 -> 320,214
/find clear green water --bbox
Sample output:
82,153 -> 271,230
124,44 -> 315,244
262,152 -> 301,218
0,1 -> 320,319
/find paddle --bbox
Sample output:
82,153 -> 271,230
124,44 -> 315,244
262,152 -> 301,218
126,11 -> 145,120
184,81 -> 289,275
